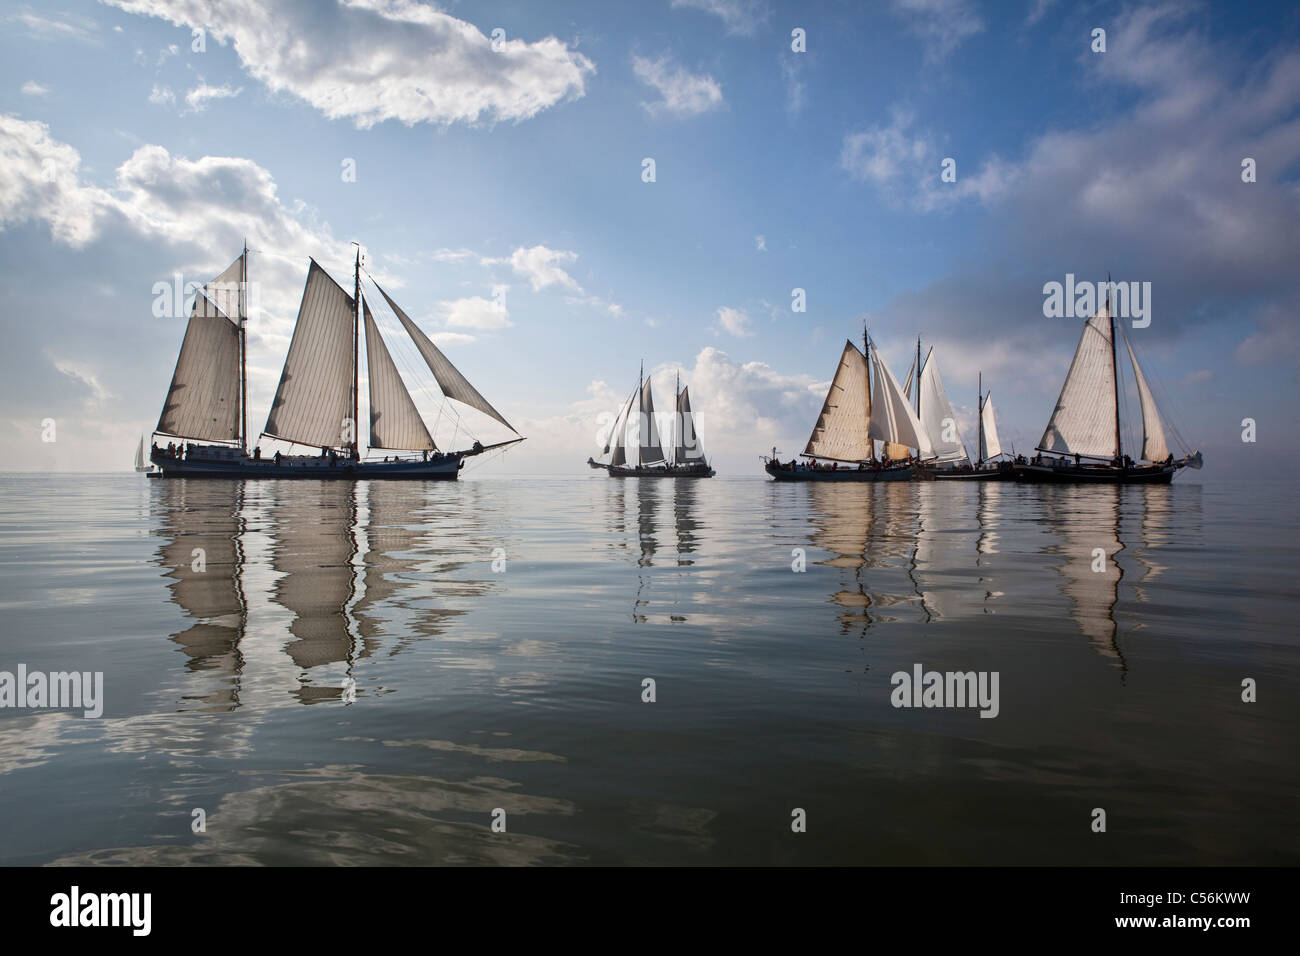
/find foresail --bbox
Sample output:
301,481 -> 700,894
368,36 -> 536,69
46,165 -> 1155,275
1038,303 -> 1117,458
609,388 -> 635,466
373,282 -> 517,434
156,284 -> 241,442
364,299 -> 435,451
918,348 -> 969,463
980,394 -> 1002,461
263,259 -> 355,449
804,341 -> 872,461
198,253 -> 245,325
883,354 -> 916,460
675,386 -> 705,461
1125,340 -> 1170,462
868,348 -> 933,458
638,378 -> 664,463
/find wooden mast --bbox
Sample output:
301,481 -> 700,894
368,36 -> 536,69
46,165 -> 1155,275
1108,272 -> 1121,465
352,244 -> 361,459
977,371 -> 983,466
240,238 -> 248,456
863,323 -> 873,462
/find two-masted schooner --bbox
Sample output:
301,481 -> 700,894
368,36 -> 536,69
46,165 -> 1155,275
901,341 -> 1012,481
589,366 -> 715,477
149,246 -> 523,479
1014,285 -> 1201,483
764,330 -> 930,481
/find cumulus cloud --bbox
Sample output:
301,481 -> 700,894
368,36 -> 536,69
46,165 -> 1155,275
182,82 -> 242,114
104,0 -> 595,128
442,294 -> 511,330
506,245 -> 581,292
20,81 -> 49,96
632,54 -> 724,117
714,306 -> 753,338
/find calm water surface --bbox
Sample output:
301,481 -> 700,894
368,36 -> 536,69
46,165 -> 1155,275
0,474 -> 1295,865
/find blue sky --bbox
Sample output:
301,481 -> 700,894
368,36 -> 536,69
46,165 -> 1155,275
1,0 -> 1297,475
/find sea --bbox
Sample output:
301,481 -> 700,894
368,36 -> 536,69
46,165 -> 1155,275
0,473 -> 1295,866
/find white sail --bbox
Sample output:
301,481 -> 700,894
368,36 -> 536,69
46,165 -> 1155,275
196,253 -> 244,326
609,390 -> 633,467
638,378 -> 664,464
979,393 -> 1002,461
134,436 -> 145,469
1038,302 -> 1117,458
373,282 -> 517,434
156,268 -> 242,442
869,348 -> 934,458
918,348 -> 969,464
674,386 -> 705,461
804,341 -> 872,461
263,259 -> 355,449
1125,340 -> 1170,462
364,299 -> 435,451
883,352 -> 917,461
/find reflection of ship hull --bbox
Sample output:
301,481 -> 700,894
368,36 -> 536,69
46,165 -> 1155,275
927,463 -> 1015,481
766,461 -> 914,482
1013,462 -> 1180,484
153,447 -> 464,479
600,461 -> 715,478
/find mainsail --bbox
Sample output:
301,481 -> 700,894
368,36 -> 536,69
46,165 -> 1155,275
979,393 -> 1002,461
373,282 -> 517,434
1125,340 -> 1170,463
674,386 -> 705,462
156,252 -> 244,442
883,352 -> 916,461
917,348 -> 969,464
638,378 -> 664,463
363,299 -> 435,451
804,341 -> 872,461
1038,301 -> 1117,458
606,388 -> 636,466
263,259 -> 355,449
868,348 -> 933,458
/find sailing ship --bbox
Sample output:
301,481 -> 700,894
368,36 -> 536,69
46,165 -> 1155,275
906,341 -> 1012,481
150,246 -> 523,479
764,330 -> 930,481
133,435 -> 157,474
589,366 -> 715,477
1014,284 -> 1201,484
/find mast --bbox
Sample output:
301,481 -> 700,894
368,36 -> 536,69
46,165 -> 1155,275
352,244 -> 361,459
673,369 -> 679,467
977,371 -> 983,466
639,360 -> 644,468
916,336 -> 921,416
1108,272 -> 1121,463
863,323 -> 873,461
240,238 -> 248,456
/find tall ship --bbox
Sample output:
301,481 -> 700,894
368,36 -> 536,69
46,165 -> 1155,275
904,341 -> 1012,481
1015,286 -> 1201,484
764,330 -> 930,481
150,246 -> 523,479
589,366 -> 715,477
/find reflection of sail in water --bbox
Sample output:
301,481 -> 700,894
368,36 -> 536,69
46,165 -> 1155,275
805,484 -> 914,634
1046,486 -> 1126,669
913,484 -> 981,621
156,482 -> 247,712
1132,486 -> 1172,597
974,480 -> 1005,613
632,481 -> 661,621
353,482 -> 469,653
269,483 -> 362,702
672,480 -> 700,565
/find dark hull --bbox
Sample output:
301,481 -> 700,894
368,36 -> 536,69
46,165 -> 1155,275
1013,462 -> 1180,484
928,463 -> 1016,482
599,462 -> 715,478
152,453 -> 463,480
765,461 -> 915,482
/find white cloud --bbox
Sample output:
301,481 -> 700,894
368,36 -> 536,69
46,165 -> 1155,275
53,359 -> 113,407
148,84 -> 175,106
442,295 -> 511,330
6,11 -> 99,44
104,0 -> 595,128
183,82 -> 242,114
715,306 -> 753,338
889,0 -> 984,62
1025,0 -> 1057,27
430,331 -> 477,347
632,54 -> 724,117
20,81 -> 49,97
754,234 -> 766,252
669,0 -> 770,37
506,244 -> 581,291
